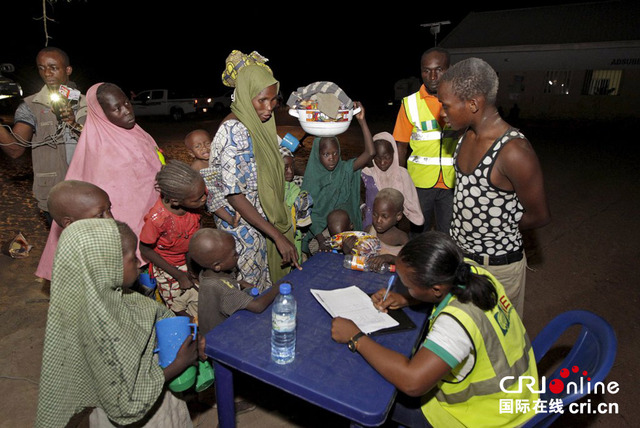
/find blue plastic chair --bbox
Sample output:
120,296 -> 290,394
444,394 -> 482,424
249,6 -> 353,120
523,310 -> 617,427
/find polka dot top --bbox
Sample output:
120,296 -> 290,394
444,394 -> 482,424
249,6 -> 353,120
451,128 -> 525,257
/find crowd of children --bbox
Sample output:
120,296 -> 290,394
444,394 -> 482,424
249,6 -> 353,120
35,51 -> 539,428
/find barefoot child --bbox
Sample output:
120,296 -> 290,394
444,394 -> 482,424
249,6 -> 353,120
301,102 -> 375,253
184,129 -> 240,227
365,188 -> 410,271
36,219 -> 197,427
47,180 -> 113,228
139,160 -> 206,313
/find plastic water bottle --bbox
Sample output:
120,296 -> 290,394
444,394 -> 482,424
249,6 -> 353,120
271,283 -> 297,364
245,287 -> 259,297
343,254 -> 396,273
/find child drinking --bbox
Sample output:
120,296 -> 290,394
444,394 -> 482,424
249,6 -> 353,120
185,128 -> 240,227
301,102 -> 375,253
281,146 -> 313,263
361,132 -> 424,230
139,160 -> 206,313
189,228 -> 280,338
331,231 -> 538,428
364,188 -> 410,271
36,219 -> 197,427
47,180 -> 113,228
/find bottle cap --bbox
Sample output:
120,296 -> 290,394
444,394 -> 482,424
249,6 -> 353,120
279,283 -> 292,294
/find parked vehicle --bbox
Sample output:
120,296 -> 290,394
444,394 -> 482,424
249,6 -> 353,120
0,63 -> 23,123
195,90 -> 233,115
131,89 -> 197,121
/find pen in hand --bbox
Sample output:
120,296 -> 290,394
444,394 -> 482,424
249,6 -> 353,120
383,274 -> 395,301
381,274 -> 396,307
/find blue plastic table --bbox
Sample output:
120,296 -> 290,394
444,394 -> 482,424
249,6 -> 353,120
205,252 -> 429,427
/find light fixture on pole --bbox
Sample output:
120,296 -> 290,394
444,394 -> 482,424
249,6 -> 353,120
420,21 -> 451,45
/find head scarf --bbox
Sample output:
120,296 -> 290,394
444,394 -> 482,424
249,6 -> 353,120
35,82 -> 162,280
301,137 -> 362,246
224,51 -> 294,283
36,219 -> 172,427
362,132 -> 424,226
222,50 -> 271,88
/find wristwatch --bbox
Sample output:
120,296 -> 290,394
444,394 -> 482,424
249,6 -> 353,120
348,332 -> 366,353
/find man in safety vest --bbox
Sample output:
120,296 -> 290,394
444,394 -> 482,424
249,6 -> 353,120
393,47 -> 458,234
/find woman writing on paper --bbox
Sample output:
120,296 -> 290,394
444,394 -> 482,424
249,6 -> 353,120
331,231 -> 538,428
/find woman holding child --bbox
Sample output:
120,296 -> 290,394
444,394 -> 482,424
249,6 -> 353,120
209,51 -> 299,289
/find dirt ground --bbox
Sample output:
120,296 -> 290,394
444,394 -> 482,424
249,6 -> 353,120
0,107 -> 638,427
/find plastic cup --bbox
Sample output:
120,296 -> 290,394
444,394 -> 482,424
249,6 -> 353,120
168,365 -> 197,392
154,316 -> 198,392
138,272 -> 156,297
154,316 -> 197,367
138,272 -> 156,289
280,132 -> 300,152
195,360 -> 215,392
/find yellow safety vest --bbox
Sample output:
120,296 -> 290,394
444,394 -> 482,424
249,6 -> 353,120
402,92 -> 457,189
421,266 -> 539,427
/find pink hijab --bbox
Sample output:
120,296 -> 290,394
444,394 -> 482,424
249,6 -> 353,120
36,82 -> 162,280
362,132 -> 424,226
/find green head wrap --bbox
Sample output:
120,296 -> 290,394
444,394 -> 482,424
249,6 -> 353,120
227,57 -> 294,283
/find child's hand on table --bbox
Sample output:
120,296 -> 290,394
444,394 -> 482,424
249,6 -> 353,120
366,254 -> 395,272
341,235 -> 358,255
331,317 -> 361,344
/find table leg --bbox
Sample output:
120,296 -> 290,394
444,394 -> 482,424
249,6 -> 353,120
213,361 -> 236,428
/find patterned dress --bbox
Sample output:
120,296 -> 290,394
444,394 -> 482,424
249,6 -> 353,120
209,119 -> 271,290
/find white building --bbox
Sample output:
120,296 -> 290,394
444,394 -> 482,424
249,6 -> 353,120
439,1 -> 640,121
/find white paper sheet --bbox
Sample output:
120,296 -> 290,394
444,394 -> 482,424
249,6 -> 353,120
310,286 -> 399,334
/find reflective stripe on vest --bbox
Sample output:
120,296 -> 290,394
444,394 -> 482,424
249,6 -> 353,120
422,266 -> 538,427
435,301 -> 533,404
408,155 -> 454,166
402,92 -> 456,188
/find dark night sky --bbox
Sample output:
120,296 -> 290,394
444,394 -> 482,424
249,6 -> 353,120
1,1 -> 589,113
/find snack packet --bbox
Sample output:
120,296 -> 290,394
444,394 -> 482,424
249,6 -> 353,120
327,231 -> 381,257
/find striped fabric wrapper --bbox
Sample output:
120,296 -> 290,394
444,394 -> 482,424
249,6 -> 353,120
286,81 -> 354,111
